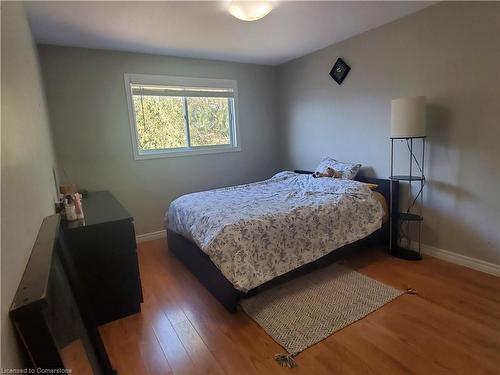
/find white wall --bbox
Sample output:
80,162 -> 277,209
278,2 -> 500,264
38,45 -> 282,235
1,3 -> 58,368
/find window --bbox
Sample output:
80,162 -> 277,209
124,74 -> 240,159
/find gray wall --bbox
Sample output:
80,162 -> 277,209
39,46 -> 282,235
278,2 -> 500,264
1,3 -> 58,368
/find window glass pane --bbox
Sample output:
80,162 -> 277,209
187,97 -> 231,147
132,95 -> 187,150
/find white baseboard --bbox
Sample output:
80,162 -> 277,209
412,243 -> 500,277
136,229 -> 166,243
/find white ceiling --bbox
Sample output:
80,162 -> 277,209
25,1 -> 435,66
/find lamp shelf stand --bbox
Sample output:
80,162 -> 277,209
389,136 -> 426,261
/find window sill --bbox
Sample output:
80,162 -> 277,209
134,145 -> 241,160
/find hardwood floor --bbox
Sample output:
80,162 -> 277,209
99,239 -> 500,375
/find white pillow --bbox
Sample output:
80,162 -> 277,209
314,157 -> 362,180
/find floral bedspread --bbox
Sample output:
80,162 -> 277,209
165,171 -> 383,292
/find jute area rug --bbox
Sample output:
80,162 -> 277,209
240,263 -> 404,367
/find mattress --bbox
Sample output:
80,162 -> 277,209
165,171 -> 384,292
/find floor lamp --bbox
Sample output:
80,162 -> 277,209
389,96 -> 426,260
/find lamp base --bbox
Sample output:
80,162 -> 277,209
390,246 -> 422,261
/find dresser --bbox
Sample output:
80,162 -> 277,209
60,191 -> 143,325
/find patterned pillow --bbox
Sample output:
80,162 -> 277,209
314,157 -> 362,180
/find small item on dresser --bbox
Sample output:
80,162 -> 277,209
59,183 -> 78,195
55,196 -> 65,214
64,195 -> 78,221
74,193 -> 84,219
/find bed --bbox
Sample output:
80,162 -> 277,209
165,170 -> 399,312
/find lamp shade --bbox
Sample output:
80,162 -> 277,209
390,96 -> 426,138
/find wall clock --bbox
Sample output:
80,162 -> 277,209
329,58 -> 351,85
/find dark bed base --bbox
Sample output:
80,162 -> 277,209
167,172 -> 399,313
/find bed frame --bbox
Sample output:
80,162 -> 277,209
167,171 -> 399,312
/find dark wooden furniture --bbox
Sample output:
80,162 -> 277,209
60,191 -> 143,325
168,172 -> 399,312
10,215 -> 116,374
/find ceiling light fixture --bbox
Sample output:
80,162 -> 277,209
228,1 -> 273,22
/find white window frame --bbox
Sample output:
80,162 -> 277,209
124,73 -> 241,160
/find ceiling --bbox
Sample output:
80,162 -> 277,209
25,1 -> 435,66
